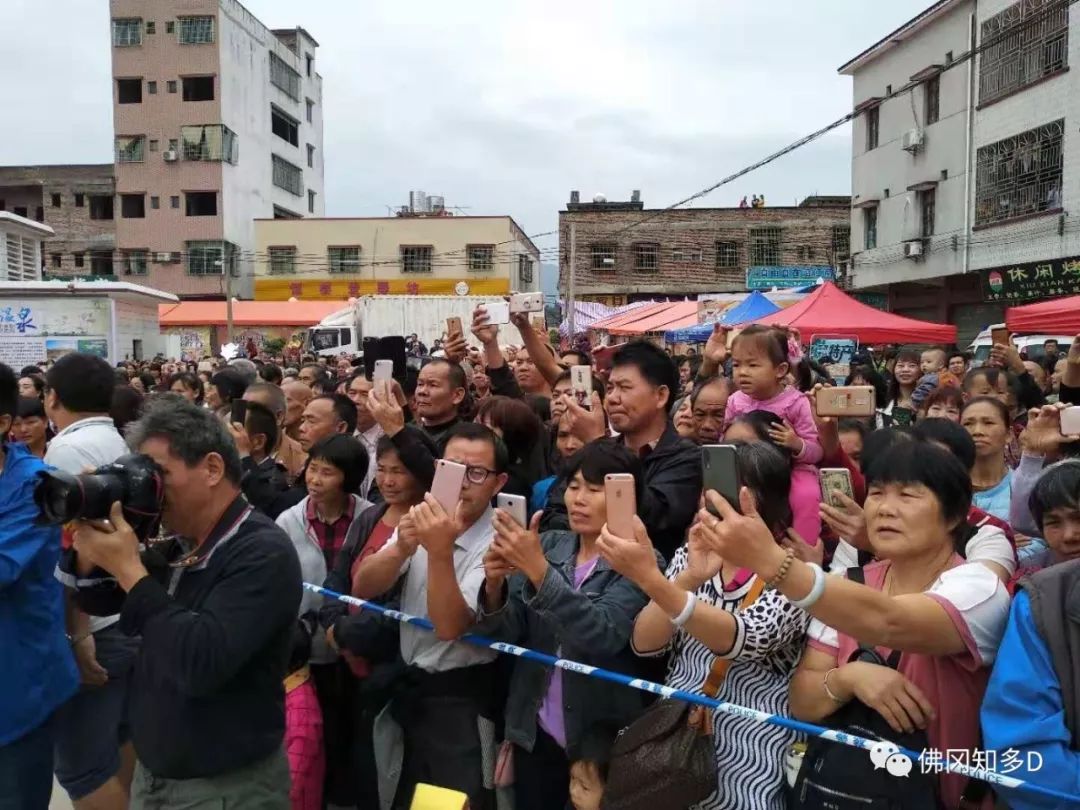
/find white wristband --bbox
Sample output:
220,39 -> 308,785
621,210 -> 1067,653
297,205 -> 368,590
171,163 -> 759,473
670,591 -> 697,627
790,563 -> 826,610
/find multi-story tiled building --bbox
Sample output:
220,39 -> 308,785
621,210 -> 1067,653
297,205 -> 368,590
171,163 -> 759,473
109,0 -> 324,299
558,191 -> 851,307
0,165 -> 115,277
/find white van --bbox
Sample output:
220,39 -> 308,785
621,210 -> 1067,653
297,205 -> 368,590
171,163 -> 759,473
968,324 -> 1072,366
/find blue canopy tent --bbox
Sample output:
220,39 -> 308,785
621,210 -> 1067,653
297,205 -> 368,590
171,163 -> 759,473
664,291 -> 782,343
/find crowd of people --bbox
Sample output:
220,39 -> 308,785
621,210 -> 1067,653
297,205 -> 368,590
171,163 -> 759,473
2,305 -> 1080,810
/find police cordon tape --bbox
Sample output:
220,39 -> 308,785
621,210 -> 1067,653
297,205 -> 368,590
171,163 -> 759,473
304,582 -> 1079,804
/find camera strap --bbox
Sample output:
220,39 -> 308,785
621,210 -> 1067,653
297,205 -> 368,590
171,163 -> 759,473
167,503 -> 255,596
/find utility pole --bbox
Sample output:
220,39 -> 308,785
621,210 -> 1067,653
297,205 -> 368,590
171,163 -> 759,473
567,222 -> 577,340
218,254 -> 234,343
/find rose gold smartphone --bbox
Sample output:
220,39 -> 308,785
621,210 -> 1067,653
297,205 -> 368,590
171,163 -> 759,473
604,473 -> 637,537
446,316 -> 463,341
431,460 -> 467,514
496,493 -> 528,527
991,326 -> 1010,346
814,386 -> 876,417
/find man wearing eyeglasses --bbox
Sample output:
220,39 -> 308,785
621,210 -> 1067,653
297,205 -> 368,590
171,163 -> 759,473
353,422 -> 508,809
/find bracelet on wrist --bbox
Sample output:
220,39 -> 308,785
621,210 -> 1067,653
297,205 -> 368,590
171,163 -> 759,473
790,563 -> 827,610
670,591 -> 697,628
68,632 -> 92,647
823,667 -> 846,703
768,548 -> 796,588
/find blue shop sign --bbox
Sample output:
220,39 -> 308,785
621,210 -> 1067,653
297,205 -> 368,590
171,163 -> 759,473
745,265 -> 835,290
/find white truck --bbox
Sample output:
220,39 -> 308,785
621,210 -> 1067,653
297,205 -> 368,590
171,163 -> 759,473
305,295 -> 498,357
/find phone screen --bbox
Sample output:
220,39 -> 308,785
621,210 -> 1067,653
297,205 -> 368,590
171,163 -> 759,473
702,445 -> 740,515
230,399 -> 247,426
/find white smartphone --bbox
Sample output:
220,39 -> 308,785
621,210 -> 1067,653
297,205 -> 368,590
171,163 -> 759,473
431,460 -> 467,514
571,365 -> 592,409
510,292 -> 544,314
482,301 -> 511,325
496,493 -> 528,527
373,359 -> 393,382
1061,406 -> 1080,436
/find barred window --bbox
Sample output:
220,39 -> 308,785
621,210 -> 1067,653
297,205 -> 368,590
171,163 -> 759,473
401,246 -> 433,273
270,53 -> 301,101
749,227 -> 782,265
123,250 -> 148,276
178,16 -> 214,44
329,246 -> 361,274
116,136 -> 145,163
979,0 -> 1068,105
272,155 -> 303,196
975,119 -> 1063,227
181,125 -> 237,163
268,246 -> 297,275
590,243 -> 616,270
112,18 -> 141,46
518,254 -> 534,284
634,243 -> 659,272
831,226 -> 850,263
919,188 -> 936,237
864,208 -> 878,250
467,245 -> 494,272
187,241 -> 229,276
715,241 -> 739,268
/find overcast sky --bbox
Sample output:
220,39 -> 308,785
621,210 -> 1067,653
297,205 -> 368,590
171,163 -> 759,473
1,0 -> 930,256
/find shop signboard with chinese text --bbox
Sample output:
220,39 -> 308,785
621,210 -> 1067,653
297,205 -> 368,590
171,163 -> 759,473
746,266 -> 835,290
0,298 -> 110,367
982,256 -> 1080,302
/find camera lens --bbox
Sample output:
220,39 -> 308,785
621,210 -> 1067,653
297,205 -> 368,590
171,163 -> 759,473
34,470 -> 126,524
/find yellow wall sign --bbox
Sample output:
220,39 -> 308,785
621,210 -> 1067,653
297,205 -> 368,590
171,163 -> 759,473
255,277 -> 511,300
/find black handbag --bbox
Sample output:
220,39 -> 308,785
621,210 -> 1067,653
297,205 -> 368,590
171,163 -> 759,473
603,577 -> 766,810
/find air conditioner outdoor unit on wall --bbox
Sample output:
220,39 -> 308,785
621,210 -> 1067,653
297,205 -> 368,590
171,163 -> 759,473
901,129 -> 924,153
903,240 -> 924,258
155,252 -> 176,263
163,150 -> 178,162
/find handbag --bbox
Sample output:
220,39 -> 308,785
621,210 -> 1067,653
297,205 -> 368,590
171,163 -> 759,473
603,576 -> 766,810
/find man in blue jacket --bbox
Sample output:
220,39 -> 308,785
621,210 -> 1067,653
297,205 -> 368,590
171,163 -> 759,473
0,361 -> 79,806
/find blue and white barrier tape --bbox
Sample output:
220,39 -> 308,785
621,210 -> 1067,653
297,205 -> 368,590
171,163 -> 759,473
305,582 -> 1079,804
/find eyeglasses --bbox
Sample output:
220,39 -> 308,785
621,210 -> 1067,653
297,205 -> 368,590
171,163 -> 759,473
464,464 -> 498,485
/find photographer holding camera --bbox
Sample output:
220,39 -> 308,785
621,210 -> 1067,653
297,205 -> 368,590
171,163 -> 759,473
45,352 -> 138,810
70,398 -> 302,809
0,362 -> 79,808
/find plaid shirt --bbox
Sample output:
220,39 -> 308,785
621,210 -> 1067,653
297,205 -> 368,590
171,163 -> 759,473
305,497 -> 356,571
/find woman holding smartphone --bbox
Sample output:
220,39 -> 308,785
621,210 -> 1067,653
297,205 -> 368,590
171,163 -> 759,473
474,440 -> 658,810
598,442 -> 807,810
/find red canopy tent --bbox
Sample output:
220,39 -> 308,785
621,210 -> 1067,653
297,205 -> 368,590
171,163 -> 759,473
748,282 -> 957,344
1006,295 -> 1080,334
608,302 -> 698,335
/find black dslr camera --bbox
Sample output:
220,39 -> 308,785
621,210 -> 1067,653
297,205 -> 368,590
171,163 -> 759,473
36,454 -> 169,615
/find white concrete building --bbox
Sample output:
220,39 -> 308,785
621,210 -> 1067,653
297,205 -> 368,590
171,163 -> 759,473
0,210 -> 53,282
839,0 -> 1079,341
110,0 -> 324,299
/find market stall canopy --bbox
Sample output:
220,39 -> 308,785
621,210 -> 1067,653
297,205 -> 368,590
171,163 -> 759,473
608,301 -> 699,336
159,300 -> 344,327
665,291 -> 782,343
589,301 -> 667,331
747,282 -> 957,344
559,300 -> 651,337
1006,295 -> 1080,335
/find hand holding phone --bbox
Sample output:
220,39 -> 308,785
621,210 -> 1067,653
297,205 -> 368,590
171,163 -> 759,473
496,493 -> 528,527
702,445 -> 740,516
814,386 -> 876,418
430,460 -> 467,514
482,301 -> 511,325
818,468 -> 854,509
446,316 -> 463,341
604,474 -> 637,537
570,365 -> 592,409
509,292 -> 544,315
230,399 -> 248,426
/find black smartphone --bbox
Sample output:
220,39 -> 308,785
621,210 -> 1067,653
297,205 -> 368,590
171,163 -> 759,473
380,335 -> 407,381
230,399 -> 247,426
702,444 -> 741,516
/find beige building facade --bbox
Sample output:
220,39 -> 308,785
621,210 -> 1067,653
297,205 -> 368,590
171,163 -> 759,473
252,215 -> 540,300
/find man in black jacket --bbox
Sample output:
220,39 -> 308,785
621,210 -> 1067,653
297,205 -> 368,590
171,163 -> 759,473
545,340 -> 701,560
72,398 -> 301,809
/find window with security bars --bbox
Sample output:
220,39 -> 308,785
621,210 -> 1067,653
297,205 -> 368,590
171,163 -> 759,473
591,243 -> 616,269
979,0 -> 1068,105
864,208 -> 878,249
401,246 -> 433,273
181,125 -> 237,162
187,241 -> 230,276
634,243 -> 659,272
178,16 -> 214,44
518,254 -> 534,284
749,228 -> 782,265
268,246 -> 297,275
270,53 -> 301,101
924,75 -> 940,125
975,119 -> 1063,227
831,226 -> 850,263
715,241 -> 740,268
919,188 -> 936,237
116,136 -> 145,163
112,19 -> 141,46
123,250 -> 148,276
329,246 -> 361,274
272,155 -> 303,196
467,245 -> 495,272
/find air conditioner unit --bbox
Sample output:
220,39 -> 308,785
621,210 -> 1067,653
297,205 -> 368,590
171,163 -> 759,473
901,129 -> 925,153
154,252 -> 179,264
163,150 -> 178,162
903,240 -> 924,258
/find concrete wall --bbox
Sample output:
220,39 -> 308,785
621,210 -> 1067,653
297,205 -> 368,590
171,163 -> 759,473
252,216 -> 540,299
848,1 -> 974,289
968,0 -> 1080,272
113,297 -> 167,360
